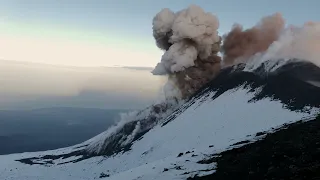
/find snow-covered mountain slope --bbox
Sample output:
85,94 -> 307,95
0,60 -> 319,180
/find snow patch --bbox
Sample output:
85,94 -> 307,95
0,84 -> 317,180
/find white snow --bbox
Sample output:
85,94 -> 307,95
86,98 -> 181,154
0,85 -> 318,180
306,80 -> 320,88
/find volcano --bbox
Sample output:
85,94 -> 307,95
0,59 -> 319,180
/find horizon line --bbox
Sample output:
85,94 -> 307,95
0,59 -> 154,70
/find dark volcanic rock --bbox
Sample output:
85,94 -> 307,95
188,114 -> 320,180
16,149 -> 90,165
99,172 -> 109,178
194,61 -> 320,111
163,60 -> 320,127
16,60 -> 320,169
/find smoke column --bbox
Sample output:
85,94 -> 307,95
245,22 -> 320,71
152,5 -> 320,100
222,13 -> 320,71
85,9 -> 320,155
152,5 -> 222,99
221,13 -> 285,66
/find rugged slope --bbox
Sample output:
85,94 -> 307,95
189,114 -> 320,180
0,60 -> 319,180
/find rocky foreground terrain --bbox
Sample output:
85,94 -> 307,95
190,114 -> 320,180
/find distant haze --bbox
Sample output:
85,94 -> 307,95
0,107 -> 128,155
0,60 -> 165,110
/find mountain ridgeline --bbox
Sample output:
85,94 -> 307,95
102,59 -> 320,156
193,60 -> 320,112
0,59 -> 318,180
15,59 -> 320,169
1,3 -> 320,179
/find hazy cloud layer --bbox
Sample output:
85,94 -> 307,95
0,60 -> 164,110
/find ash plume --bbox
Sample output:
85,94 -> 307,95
221,13 -> 285,66
152,5 -> 222,99
152,5 -> 320,100
246,22 -> 320,71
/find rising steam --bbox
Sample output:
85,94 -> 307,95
244,21 -> 320,71
152,4 -> 320,100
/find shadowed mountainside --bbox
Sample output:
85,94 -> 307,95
15,60 -> 320,167
189,114 -> 320,180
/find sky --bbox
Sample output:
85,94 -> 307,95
0,0 -> 320,110
0,0 -> 319,67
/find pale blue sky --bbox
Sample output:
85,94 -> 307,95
0,0 -> 319,67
